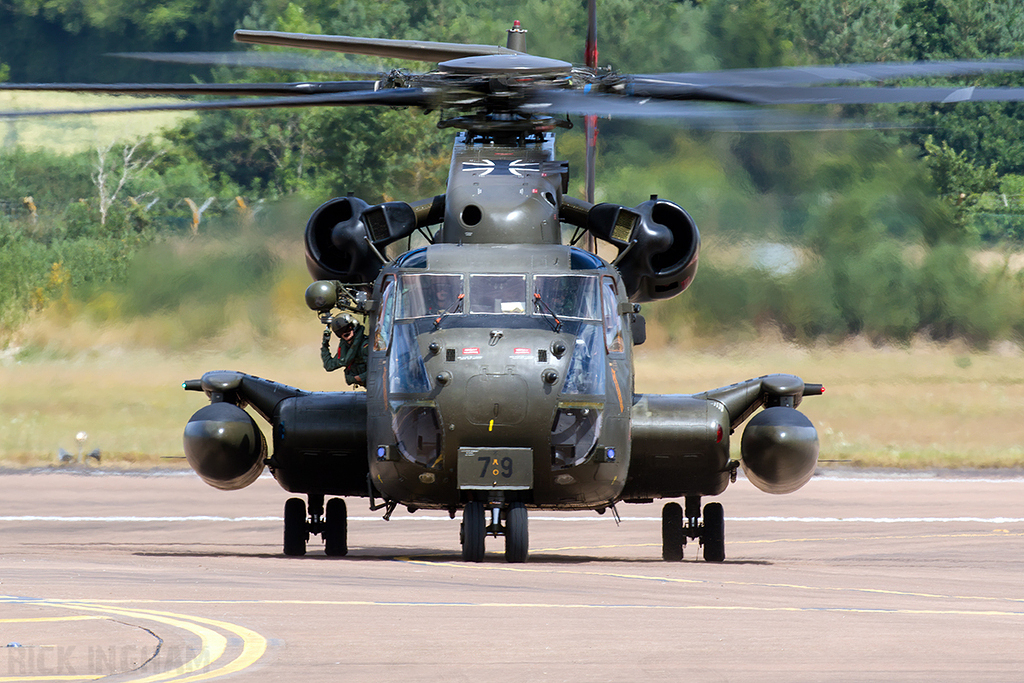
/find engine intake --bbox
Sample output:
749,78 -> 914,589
305,196 -> 417,283
588,198 -> 700,303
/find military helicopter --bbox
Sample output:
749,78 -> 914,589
7,6 -> 1024,563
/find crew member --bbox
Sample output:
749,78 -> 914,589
322,313 -> 369,387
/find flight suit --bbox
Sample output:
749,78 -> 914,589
321,324 -> 369,387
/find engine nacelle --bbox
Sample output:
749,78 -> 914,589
588,198 -> 700,303
740,406 -> 819,494
621,394 -> 731,501
305,196 -> 417,283
183,402 -> 267,491
270,392 -> 369,496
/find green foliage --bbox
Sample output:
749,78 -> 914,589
916,245 -> 1022,343
122,240 -> 277,315
921,135 -> 1000,242
761,262 -> 843,341
102,238 -> 283,343
706,0 -> 796,69
778,0 -> 909,64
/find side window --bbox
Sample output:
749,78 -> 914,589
375,276 -> 396,352
602,276 -> 624,354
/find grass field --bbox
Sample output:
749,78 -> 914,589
3,309 -> 1023,470
1,91 -> 194,151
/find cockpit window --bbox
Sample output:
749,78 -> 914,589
399,274 -> 464,318
374,276 -> 396,352
387,323 -> 431,394
562,324 -> 606,395
469,274 -> 527,314
602,276 -> 624,354
534,275 -> 600,320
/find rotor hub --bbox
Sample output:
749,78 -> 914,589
438,54 -> 572,78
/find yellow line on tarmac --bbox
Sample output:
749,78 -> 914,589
1,598 -> 266,682
394,553 -> 1024,610
74,598 -> 1024,619
0,616 -> 102,624
121,609 -> 267,683
33,602 -> 225,683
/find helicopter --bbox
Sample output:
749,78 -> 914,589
7,7 -> 1024,564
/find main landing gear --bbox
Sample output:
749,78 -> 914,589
460,501 -> 529,563
661,496 -> 725,562
283,494 -> 348,557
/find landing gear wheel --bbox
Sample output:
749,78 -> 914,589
283,497 -> 307,556
504,502 -> 529,563
702,501 -> 725,563
662,502 -> 684,561
324,498 -> 348,557
461,501 -> 486,562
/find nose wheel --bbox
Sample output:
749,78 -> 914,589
661,497 -> 725,562
460,501 -> 529,563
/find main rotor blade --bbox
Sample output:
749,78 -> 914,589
632,58 -> 1024,89
0,87 -> 433,119
0,81 -> 380,97
636,84 -> 1024,106
529,90 -> 890,131
110,51 -> 383,76
234,30 -> 520,63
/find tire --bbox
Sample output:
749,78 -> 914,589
324,498 -> 348,557
504,502 -> 529,563
461,501 -> 486,562
662,502 -> 684,561
702,501 -> 725,563
283,497 -> 307,557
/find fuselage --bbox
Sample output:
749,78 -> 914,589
365,242 -> 633,510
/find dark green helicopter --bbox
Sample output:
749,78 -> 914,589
8,5 -> 1024,563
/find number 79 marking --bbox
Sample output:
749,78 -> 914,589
478,456 -> 514,479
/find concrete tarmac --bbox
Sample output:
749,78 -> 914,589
1,470 -> 1022,682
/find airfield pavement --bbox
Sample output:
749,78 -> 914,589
0,469 -> 1021,683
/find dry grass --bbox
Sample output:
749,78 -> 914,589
3,308 -> 1024,470
635,334 -> 1024,469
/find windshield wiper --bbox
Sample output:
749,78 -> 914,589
433,293 -> 464,330
533,293 -> 563,333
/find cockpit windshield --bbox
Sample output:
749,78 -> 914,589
469,274 -> 527,314
399,274 -> 464,318
534,275 -> 600,320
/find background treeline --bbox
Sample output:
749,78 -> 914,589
3,0 -> 1024,347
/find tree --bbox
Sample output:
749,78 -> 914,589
92,139 -> 164,227
920,136 -> 999,243
778,0 -> 909,64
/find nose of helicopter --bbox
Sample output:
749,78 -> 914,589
464,372 -> 530,428
423,327 -> 567,449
